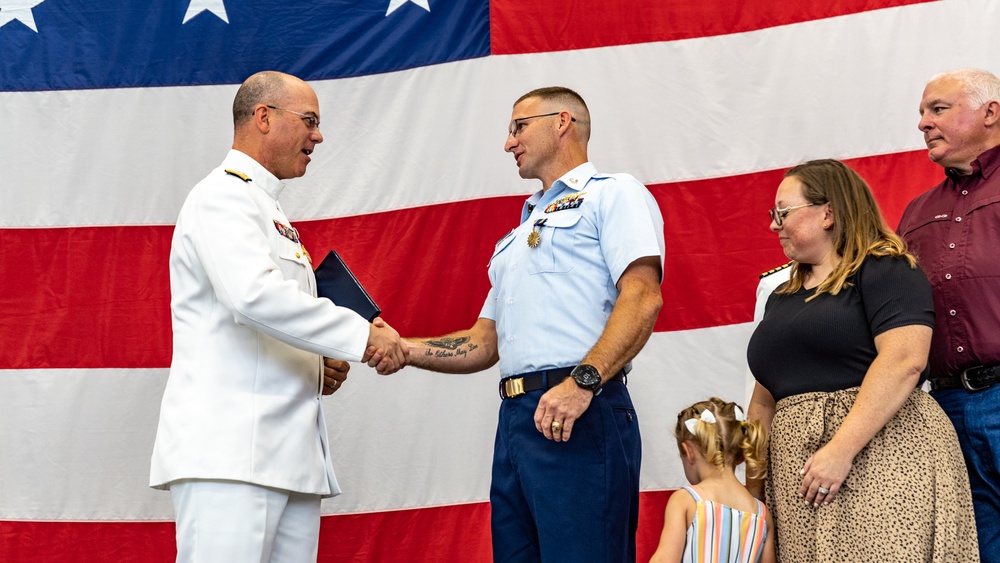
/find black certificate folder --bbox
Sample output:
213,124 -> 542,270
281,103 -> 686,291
314,250 -> 382,323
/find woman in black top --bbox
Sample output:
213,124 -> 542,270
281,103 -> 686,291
746,159 -> 977,562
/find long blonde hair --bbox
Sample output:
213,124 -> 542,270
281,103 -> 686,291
777,159 -> 916,298
675,397 -> 767,480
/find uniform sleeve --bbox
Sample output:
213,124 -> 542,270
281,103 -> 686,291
478,285 -> 497,321
597,175 -> 665,284
858,255 -> 935,337
180,174 -> 369,361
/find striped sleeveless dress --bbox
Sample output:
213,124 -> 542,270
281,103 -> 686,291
681,485 -> 768,563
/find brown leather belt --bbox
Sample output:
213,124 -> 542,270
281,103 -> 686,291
928,364 -> 1000,392
499,367 -> 626,399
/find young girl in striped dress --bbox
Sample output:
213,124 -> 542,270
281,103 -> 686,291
650,398 -> 775,563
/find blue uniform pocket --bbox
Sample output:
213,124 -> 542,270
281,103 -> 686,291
526,211 -> 581,274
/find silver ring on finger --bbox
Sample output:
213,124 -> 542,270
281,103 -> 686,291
817,486 -> 830,495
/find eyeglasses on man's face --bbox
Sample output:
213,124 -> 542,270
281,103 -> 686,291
507,112 -> 576,138
265,105 -> 320,130
769,203 -> 816,226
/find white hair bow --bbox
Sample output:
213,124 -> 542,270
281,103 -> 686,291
733,405 -> 746,422
684,409 -> 717,434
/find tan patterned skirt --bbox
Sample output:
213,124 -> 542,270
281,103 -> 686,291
765,387 -> 979,563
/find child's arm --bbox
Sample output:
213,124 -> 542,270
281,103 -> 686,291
648,490 -> 694,563
759,505 -> 777,563
746,382 -> 776,500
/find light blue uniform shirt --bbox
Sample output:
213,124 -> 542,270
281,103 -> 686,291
480,162 -> 665,377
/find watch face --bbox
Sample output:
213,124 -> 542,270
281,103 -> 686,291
572,364 -> 601,391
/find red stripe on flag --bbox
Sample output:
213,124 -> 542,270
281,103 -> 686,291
0,225 -> 174,369
654,150 -> 942,332
0,151 -> 941,369
490,0 -> 934,54
0,491 -> 673,562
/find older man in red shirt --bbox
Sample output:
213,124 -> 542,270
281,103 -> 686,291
898,68 -> 1000,562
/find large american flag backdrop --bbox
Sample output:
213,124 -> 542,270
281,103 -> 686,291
1,0 -> 997,561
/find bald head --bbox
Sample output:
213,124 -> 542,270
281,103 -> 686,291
231,71 -> 323,180
233,71 -> 300,129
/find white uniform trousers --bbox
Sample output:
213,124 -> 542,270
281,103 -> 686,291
170,479 -> 322,563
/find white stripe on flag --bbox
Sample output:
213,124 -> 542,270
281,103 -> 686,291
2,0 -> 998,228
0,324 -> 753,520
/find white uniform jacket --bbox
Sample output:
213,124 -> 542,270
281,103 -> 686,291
150,149 -> 369,497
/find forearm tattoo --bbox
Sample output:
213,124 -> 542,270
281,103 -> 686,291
423,336 -> 479,358
424,336 -> 469,350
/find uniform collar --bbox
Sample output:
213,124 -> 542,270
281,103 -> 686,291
522,162 -> 597,220
551,162 -> 598,195
226,149 -> 285,200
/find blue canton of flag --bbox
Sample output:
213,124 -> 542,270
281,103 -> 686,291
0,0 -> 490,91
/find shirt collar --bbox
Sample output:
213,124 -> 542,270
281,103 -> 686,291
551,162 -> 598,195
945,143 -> 1000,183
226,149 -> 285,200
522,162 -> 597,220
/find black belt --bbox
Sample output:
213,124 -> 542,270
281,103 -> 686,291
928,364 -> 1000,392
499,367 -> 626,399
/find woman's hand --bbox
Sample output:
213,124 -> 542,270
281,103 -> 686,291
798,441 -> 853,506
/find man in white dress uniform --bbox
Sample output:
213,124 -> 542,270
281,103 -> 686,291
150,71 -> 406,563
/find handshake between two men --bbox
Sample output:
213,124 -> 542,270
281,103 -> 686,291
321,317 -> 409,395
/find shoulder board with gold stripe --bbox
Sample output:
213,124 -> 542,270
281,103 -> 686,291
224,169 -> 252,182
759,261 -> 792,279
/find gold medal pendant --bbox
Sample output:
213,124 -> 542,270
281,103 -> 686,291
527,218 -> 546,248
527,230 -> 541,248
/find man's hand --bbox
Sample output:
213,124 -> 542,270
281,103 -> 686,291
322,357 -> 349,395
362,317 -> 408,375
533,379 -> 594,442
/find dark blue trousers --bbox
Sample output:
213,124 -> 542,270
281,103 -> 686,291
934,385 -> 1000,563
490,380 -> 641,563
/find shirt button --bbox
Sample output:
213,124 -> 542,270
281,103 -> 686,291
957,346 -> 964,353
296,252 -> 301,258
945,273 -> 952,280
507,336 -> 514,342
950,310 -> 957,316
949,243 -> 956,249
507,299 -> 514,305
955,217 -> 962,222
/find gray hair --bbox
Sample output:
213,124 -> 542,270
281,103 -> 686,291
232,71 -> 290,127
931,68 -> 1000,109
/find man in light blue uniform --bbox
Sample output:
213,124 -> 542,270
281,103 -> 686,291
401,87 -> 664,562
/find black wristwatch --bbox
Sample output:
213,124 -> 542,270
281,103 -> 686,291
571,364 -> 603,394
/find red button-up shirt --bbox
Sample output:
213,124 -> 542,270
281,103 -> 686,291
898,143 -> 1000,379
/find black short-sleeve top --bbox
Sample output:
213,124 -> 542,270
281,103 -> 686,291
747,254 -> 934,402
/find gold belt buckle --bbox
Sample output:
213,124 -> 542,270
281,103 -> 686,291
504,377 -> 526,398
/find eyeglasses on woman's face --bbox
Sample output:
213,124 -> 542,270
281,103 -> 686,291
769,203 -> 816,226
